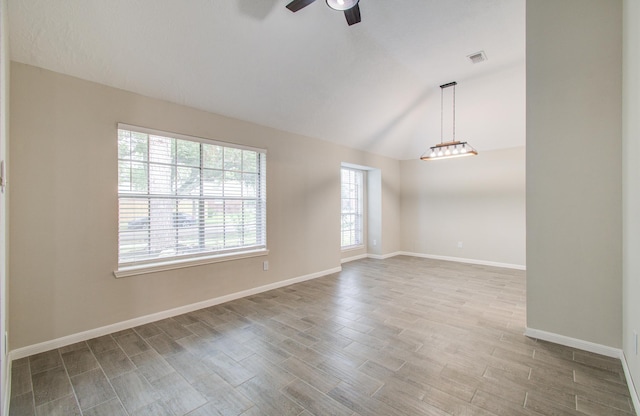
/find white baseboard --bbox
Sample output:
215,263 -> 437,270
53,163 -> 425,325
341,253 -> 368,264
524,327 -> 621,358
400,251 -> 526,271
343,251 -> 524,269
9,266 -> 341,361
368,251 -> 403,260
341,251 -> 403,263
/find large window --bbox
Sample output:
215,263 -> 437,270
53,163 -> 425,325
117,124 -> 266,269
341,167 -> 364,248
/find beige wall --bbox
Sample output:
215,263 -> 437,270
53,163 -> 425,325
399,147 -> 526,267
1,0 -> 9,408
8,62 -> 401,349
526,0 -> 622,347
623,0 -> 640,399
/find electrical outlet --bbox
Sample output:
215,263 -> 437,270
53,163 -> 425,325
263,261 -> 269,271
373,239 -> 377,246
457,241 -> 463,249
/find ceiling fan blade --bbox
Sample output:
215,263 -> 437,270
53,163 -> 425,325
286,0 -> 317,12
344,4 -> 361,26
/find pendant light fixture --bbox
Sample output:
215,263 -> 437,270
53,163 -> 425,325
420,81 -> 477,161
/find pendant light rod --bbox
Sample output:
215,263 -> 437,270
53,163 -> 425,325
452,83 -> 455,141
440,81 -> 457,144
440,84 -> 444,144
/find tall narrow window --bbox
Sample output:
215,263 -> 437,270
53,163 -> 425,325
341,167 -> 364,248
117,124 -> 266,268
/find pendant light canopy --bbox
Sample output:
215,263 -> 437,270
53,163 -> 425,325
421,82 -> 478,161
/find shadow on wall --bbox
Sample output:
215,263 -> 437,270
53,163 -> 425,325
238,0 -> 278,20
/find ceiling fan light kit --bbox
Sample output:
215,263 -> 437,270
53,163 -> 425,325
286,0 -> 361,26
421,82 -> 478,161
326,0 -> 358,11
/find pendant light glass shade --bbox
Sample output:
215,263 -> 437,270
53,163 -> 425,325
421,81 -> 478,161
326,0 -> 359,11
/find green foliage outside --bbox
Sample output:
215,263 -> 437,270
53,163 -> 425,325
117,130 -> 264,263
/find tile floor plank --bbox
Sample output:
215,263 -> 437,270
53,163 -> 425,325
192,372 -> 254,416
10,361 -> 33,398
61,347 -> 99,377
69,368 -> 116,410
150,372 -> 207,415
86,336 -> 118,355
282,378 -> 353,416
31,366 -> 72,407
81,398 -> 127,416
28,350 -> 61,376
236,376 -> 303,416
34,394 -> 81,416
113,331 -> 150,357
9,392 -> 35,416
110,370 -> 158,414
93,347 -> 136,379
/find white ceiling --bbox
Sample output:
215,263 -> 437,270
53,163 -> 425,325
8,0 -> 525,160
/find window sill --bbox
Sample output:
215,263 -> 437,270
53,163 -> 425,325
341,245 -> 365,252
114,249 -> 269,278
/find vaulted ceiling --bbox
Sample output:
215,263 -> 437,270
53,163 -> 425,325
8,0 -> 525,160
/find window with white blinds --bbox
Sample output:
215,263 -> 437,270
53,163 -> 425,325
341,167 -> 364,248
117,124 -> 267,268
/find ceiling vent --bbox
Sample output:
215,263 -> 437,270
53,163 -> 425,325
467,51 -> 488,64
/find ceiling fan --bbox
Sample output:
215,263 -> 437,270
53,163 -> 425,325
286,0 -> 362,26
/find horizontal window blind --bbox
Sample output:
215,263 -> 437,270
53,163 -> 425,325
341,167 -> 363,248
118,125 -> 267,267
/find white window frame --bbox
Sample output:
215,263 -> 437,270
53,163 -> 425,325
341,167 -> 365,249
115,124 -> 267,277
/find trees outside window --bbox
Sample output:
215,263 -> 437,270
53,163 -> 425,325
118,125 -> 266,266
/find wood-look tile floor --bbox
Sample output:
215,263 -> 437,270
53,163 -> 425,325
9,257 -> 637,415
